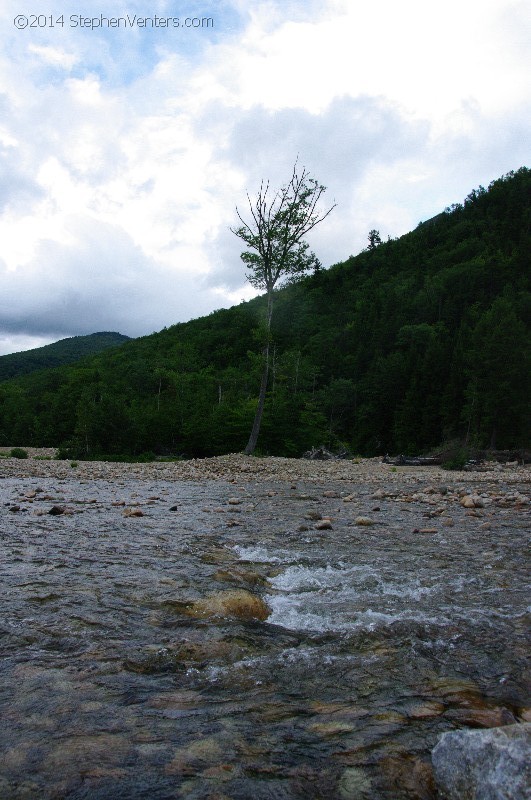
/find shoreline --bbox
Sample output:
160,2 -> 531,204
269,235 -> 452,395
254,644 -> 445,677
1,447 -> 529,486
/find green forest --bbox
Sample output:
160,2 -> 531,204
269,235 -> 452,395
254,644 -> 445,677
1,168 -> 529,459
0,332 -> 131,382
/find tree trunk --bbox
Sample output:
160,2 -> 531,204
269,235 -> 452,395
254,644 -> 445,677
243,292 -> 273,455
243,343 -> 270,455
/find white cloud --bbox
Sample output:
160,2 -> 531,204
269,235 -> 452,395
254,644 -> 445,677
28,44 -> 78,70
0,0 -> 528,355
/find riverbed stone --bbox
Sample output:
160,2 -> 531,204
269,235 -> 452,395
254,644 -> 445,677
447,706 -> 517,728
407,701 -> 445,720
380,753 -> 436,800
431,723 -> 531,800
338,767 -> 373,799
186,589 -> 270,621
309,721 -> 355,737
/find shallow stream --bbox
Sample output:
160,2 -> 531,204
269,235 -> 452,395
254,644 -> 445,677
0,475 -> 529,799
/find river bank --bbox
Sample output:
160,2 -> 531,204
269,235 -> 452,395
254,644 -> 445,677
1,447 -> 529,485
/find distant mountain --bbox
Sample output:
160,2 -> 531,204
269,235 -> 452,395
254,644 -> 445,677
0,332 -> 131,382
0,168 -> 528,457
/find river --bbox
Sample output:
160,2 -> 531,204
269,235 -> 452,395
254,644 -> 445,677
0,469 -> 529,799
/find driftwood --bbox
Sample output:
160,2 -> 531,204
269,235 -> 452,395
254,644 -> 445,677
303,446 -> 351,461
383,449 -> 530,467
383,454 -> 441,466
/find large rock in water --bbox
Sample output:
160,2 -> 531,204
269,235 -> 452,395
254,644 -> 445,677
186,590 -> 270,621
431,724 -> 531,799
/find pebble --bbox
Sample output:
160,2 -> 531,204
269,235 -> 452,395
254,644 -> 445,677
355,516 -> 375,526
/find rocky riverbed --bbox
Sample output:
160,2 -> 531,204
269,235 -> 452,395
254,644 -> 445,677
0,452 -> 529,799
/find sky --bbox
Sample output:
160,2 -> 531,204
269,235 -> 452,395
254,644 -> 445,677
0,0 -> 529,355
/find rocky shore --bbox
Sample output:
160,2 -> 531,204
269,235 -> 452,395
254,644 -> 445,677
1,447 -> 529,488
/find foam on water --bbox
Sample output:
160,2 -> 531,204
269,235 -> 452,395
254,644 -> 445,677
233,545 -> 282,563
265,592 -> 446,633
264,563 -> 442,633
269,563 -> 376,591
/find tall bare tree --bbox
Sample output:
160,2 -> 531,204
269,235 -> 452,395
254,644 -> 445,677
231,162 -> 335,455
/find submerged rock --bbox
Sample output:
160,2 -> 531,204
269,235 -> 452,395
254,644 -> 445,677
431,723 -> 531,799
186,590 -> 270,621
338,767 -> 372,799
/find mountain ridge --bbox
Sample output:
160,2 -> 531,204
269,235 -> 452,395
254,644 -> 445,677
0,332 -> 131,382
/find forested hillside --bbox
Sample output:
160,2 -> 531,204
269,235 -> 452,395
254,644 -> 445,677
0,332 -> 131,382
0,168 -> 529,458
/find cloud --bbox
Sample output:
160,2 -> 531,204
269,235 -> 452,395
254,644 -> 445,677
28,44 -> 78,70
0,0 -> 528,355
0,215 -> 225,340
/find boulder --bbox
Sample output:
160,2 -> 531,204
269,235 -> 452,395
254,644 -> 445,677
186,590 -> 270,621
431,724 -> 531,799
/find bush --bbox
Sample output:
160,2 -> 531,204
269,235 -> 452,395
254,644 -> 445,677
10,447 -> 28,459
56,442 -> 78,460
442,446 -> 470,471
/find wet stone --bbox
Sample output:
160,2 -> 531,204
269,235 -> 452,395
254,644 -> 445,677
432,724 -> 531,800
48,505 -> 66,515
338,767 -> 373,799
186,590 -> 270,621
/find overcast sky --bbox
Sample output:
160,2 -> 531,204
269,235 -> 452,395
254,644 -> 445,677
0,0 -> 529,355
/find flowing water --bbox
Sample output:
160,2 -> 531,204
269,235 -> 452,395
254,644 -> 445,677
0,474 -> 529,799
